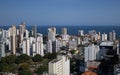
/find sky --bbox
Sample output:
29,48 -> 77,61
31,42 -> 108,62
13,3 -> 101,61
0,0 -> 120,26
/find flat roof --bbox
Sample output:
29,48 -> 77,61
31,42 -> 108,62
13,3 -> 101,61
50,59 -> 61,63
100,41 -> 113,46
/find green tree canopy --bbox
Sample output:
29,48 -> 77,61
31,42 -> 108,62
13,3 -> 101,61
18,70 -> 32,75
32,54 -> 43,62
70,50 -> 76,54
44,53 -> 57,60
18,63 -> 30,71
36,65 -> 48,75
15,54 -> 30,64
6,54 -> 16,64
0,62 -> 8,72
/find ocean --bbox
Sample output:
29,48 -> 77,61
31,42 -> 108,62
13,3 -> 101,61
0,25 -> 120,38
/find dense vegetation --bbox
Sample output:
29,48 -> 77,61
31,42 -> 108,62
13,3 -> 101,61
0,53 -> 57,75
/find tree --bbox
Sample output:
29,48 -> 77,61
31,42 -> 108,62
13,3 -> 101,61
32,54 -> 42,62
18,70 -> 32,75
44,53 -> 57,60
0,62 -> 8,72
8,63 -> 17,72
0,57 -> 6,63
15,54 -> 30,64
18,63 -> 30,71
36,65 -> 48,75
70,50 -> 76,54
6,54 -> 16,64
15,56 -> 21,64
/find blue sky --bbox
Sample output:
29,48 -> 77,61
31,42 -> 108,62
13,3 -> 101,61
0,0 -> 120,26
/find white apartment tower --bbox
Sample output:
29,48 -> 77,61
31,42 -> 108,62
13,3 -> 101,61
10,25 -> 17,54
49,55 -> 70,75
32,43 -> 36,56
84,44 -> 100,62
78,30 -> 84,36
36,34 -> 44,56
22,38 -> 30,56
112,30 -> 116,40
53,40 -> 62,52
0,42 -> 5,58
109,30 -> 116,41
62,27 -> 67,35
46,40 -> 53,53
48,27 -> 56,41
102,33 -> 107,41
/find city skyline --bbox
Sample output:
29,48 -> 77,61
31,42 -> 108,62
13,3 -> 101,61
0,0 -> 120,26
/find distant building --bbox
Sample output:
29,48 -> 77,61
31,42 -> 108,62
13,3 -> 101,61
77,37 -> 81,45
0,41 -> 5,58
109,30 -> 116,41
78,30 -> 84,36
36,34 -> 44,56
109,32 -> 113,41
11,34 -> 16,54
62,27 -> 67,35
19,23 -> 26,43
10,25 -> 17,54
48,27 -> 56,41
32,25 -> 37,38
49,54 -> 70,75
100,41 -> 114,57
32,42 -> 36,56
22,38 -> 30,56
68,39 -> 77,50
46,40 -> 53,53
113,30 -> 116,40
25,30 -> 29,39
21,21 -> 26,33
84,44 -> 100,62
52,40 -> 62,52
61,34 -> 69,42
102,33 -> 107,41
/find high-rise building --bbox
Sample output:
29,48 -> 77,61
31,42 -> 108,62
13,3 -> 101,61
0,41 -> 5,58
109,32 -> 113,41
78,30 -> 84,36
48,27 -> 56,41
49,54 -> 70,75
19,33 -> 23,43
21,22 -> 26,33
22,38 -> 30,56
89,30 -> 96,35
32,42 -> 36,56
0,31 -> 5,58
113,30 -> 116,40
11,25 -> 17,35
62,27 -> 67,35
102,33 -> 107,41
46,40 -> 53,53
52,40 -> 62,52
36,34 -> 44,56
11,34 -> 16,54
84,44 -> 100,62
10,25 -> 17,54
25,30 -> 29,39
68,39 -> 77,50
32,25 -> 37,38
19,23 -> 26,43
29,37 -> 35,45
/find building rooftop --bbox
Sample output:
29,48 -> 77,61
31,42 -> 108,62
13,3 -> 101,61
100,41 -> 113,46
50,59 -> 61,63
